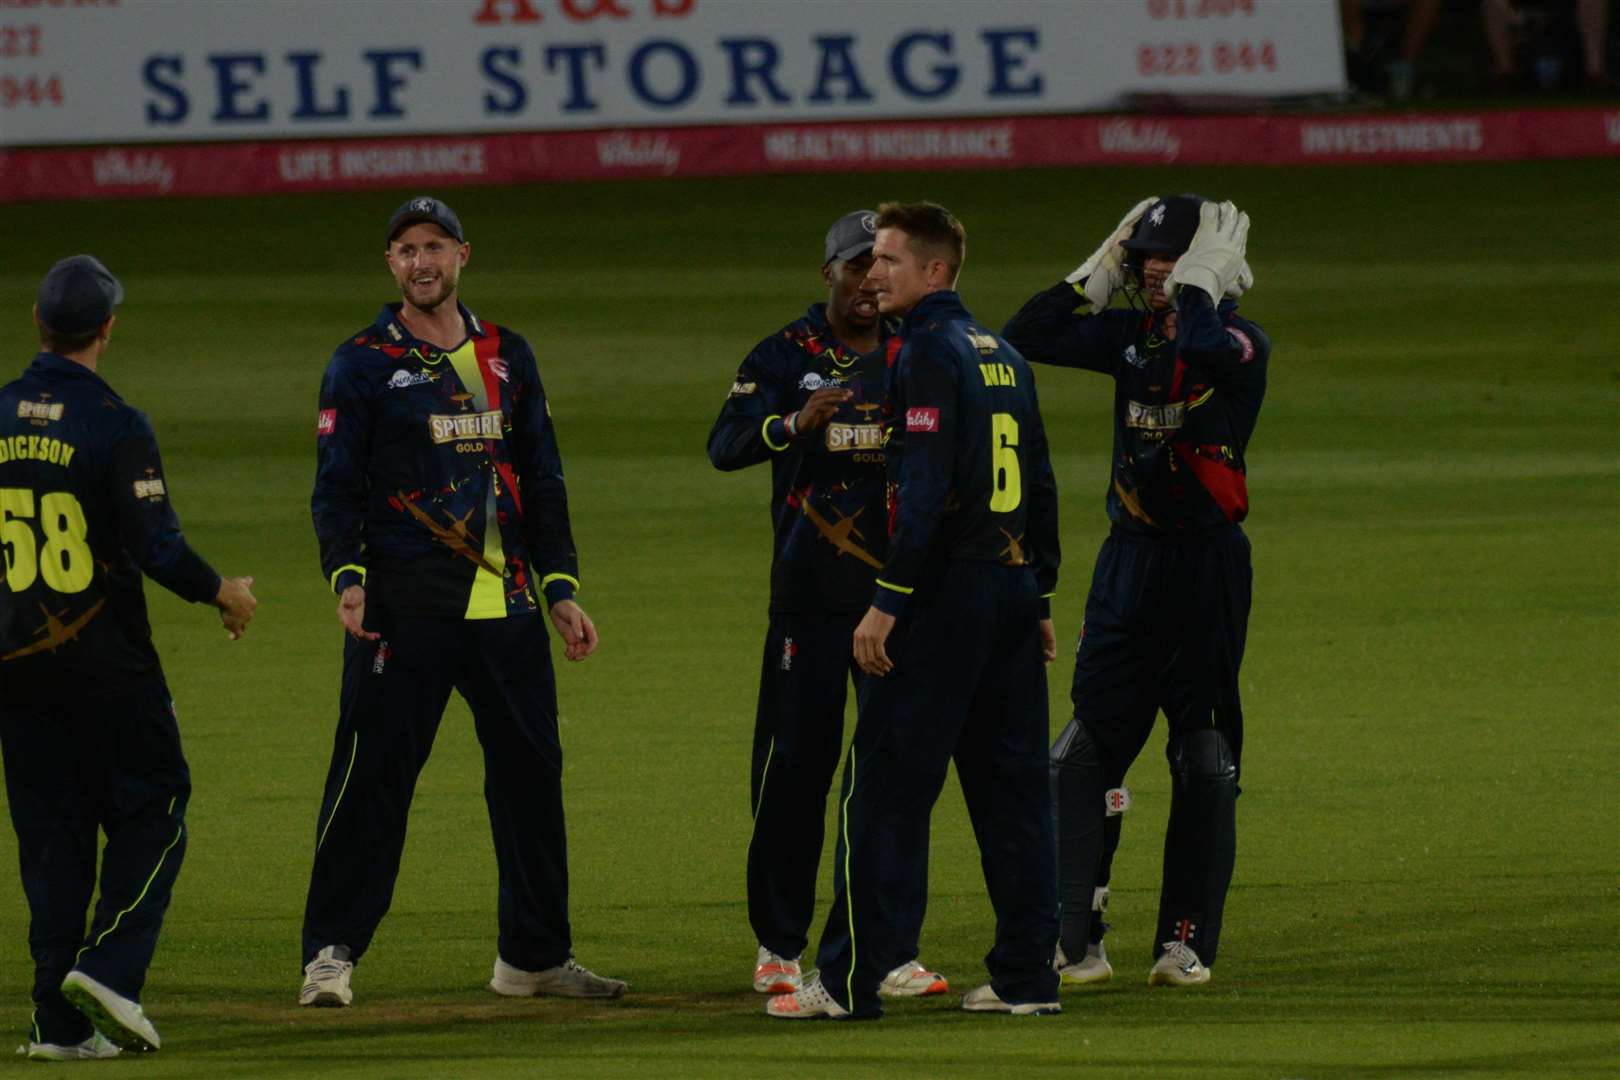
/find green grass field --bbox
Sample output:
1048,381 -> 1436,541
1,160 -> 1616,1078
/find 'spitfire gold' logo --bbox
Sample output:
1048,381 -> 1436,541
429,411 -> 504,444
824,423 -> 883,452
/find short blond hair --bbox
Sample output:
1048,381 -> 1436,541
875,201 -> 965,284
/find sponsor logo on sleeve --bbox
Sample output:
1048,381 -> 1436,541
1226,327 -> 1255,363
729,380 -> 757,397
317,409 -> 337,436
905,407 -> 940,433
133,475 -> 166,500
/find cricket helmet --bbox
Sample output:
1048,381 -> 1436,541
1121,194 -> 1206,259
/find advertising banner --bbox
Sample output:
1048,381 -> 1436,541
4,108 -> 1615,203
0,0 -> 1345,147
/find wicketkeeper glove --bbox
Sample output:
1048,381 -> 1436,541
1064,197 -> 1157,311
1167,200 -> 1250,303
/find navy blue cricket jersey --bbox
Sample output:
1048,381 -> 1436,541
312,302 -> 578,620
1004,283 -> 1269,533
708,304 -> 893,615
0,352 -> 220,703
874,291 -> 1060,617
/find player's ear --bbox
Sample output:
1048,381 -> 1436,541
458,242 -> 471,268
100,314 -> 116,343
821,262 -> 834,287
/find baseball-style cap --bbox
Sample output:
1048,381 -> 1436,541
36,255 -> 124,335
824,209 -> 877,264
385,196 -> 466,246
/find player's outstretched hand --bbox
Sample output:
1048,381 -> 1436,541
1065,197 -> 1156,312
790,387 -> 853,435
215,575 -> 258,641
337,584 -> 379,642
550,598 -> 599,661
1168,200 -> 1250,303
1039,618 -> 1057,666
853,605 -> 896,677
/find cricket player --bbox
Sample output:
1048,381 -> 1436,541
769,202 -> 1062,1020
300,196 -> 623,1007
708,211 -> 946,1000
1003,194 -> 1268,987
0,256 -> 257,1059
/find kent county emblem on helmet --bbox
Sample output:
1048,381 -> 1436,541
410,198 -> 434,212
1148,204 -> 1166,226
860,213 -> 876,233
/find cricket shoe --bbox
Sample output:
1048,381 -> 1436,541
24,1031 -> 122,1061
764,973 -> 850,1020
878,958 -> 948,997
299,945 -> 354,1007
1148,941 -> 1210,987
1055,941 -> 1113,986
59,971 -> 160,1052
753,946 -> 802,994
960,984 -> 1061,1016
489,956 -> 626,999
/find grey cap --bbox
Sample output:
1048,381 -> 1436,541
36,255 -> 124,335
824,209 -> 877,264
385,195 -> 466,246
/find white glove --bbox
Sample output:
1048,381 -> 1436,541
1167,200 -> 1249,303
1226,261 -> 1255,299
1064,197 -> 1156,311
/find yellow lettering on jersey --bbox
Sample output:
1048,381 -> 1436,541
0,435 -> 77,467
979,362 -> 1017,388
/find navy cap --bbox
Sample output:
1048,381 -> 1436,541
385,196 -> 466,246
824,209 -> 877,265
36,255 -> 124,335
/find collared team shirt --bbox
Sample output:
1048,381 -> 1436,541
707,303 -> 893,616
0,352 -> 220,703
312,302 -> 579,621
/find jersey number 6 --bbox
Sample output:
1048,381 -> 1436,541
989,413 -> 1021,513
0,488 -> 93,594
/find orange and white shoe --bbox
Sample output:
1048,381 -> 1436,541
878,959 -> 947,997
753,946 -> 802,994
765,973 -> 850,1019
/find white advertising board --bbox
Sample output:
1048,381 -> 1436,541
0,0 -> 1344,147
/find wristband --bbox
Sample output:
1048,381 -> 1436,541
785,411 -> 800,437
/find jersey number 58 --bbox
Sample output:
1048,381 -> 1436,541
0,488 -> 93,594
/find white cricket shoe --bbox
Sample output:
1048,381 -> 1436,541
1055,941 -> 1113,985
878,958 -> 948,997
25,1031 -> 122,1061
59,971 -> 160,1052
753,946 -> 802,994
1148,941 -> 1210,987
299,945 -> 354,1007
489,956 -> 626,999
960,984 -> 1061,1016
764,973 -> 850,1019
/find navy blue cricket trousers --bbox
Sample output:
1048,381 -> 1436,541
814,562 -> 1059,1017
1,679 -> 189,1045
747,612 -> 861,960
1057,525 -> 1251,964
301,610 -> 571,971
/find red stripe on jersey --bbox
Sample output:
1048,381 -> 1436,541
1172,442 -> 1248,523
473,327 -> 526,517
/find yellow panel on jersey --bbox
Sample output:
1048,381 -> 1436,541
445,340 -> 510,620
